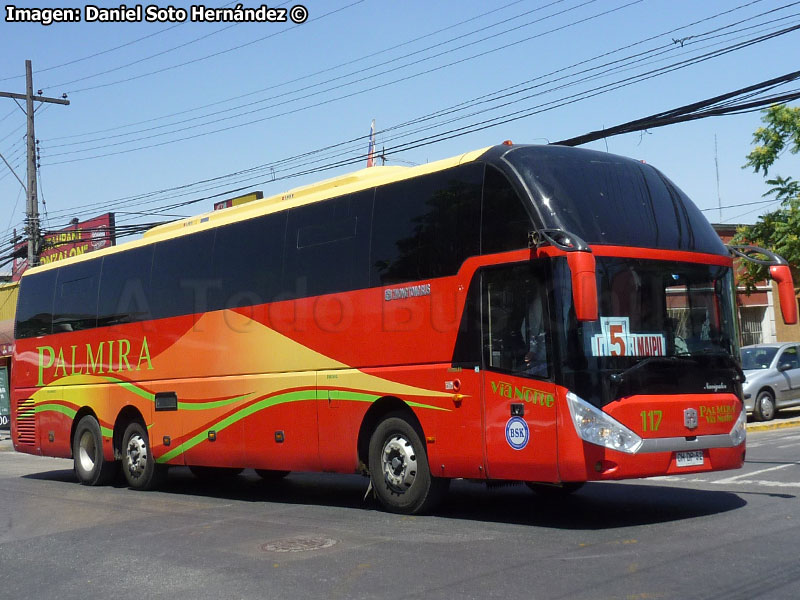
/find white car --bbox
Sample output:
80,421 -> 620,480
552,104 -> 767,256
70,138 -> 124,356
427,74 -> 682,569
741,343 -> 800,421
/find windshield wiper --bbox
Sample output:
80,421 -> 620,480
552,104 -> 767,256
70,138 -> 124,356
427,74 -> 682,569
610,351 -> 745,385
609,356 -> 696,384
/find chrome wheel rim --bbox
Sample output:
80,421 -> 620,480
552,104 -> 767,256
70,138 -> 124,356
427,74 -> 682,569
125,434 -> 148,479
381,434 -> 417,494
78,430 -> 97,473
759,395 -> 774,419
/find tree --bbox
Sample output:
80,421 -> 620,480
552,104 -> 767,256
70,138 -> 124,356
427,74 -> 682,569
732,104 -> 800,291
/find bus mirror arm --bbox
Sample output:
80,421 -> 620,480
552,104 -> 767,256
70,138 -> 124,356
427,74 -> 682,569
727,245 -> 797,325
529,229 -> 590,252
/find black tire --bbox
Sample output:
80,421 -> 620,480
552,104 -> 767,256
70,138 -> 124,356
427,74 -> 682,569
189,466 -> 244,479
526,481 -> 585,498
72,415 -> 117,486
254,469 -> 290,482
753,390 -> 776,422
121,421 -> 165,490
368,414 -> 449,514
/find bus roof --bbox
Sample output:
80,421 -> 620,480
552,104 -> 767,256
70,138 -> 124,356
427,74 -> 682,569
21,146 -> 491,278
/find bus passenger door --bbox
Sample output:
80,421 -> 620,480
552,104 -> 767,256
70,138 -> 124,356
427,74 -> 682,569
481,264 -> 559,483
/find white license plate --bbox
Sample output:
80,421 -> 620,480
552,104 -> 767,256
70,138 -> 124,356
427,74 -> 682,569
676,450 -> 704,467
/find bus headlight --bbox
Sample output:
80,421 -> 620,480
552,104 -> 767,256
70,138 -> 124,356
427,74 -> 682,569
729,408 -> 747,447
566,392 -> 643,454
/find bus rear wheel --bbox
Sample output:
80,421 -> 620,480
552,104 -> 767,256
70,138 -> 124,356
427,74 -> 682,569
368,414 -> 448,514
121,422 -> 165,490
73,415 -> 117,486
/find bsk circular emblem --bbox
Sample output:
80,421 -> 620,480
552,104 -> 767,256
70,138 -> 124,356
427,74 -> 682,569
505,416 -> 529,450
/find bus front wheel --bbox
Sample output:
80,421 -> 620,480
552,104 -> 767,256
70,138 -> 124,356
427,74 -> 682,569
368,414 -> 448,514
255,469 -> 290,482
121,422 -> 165,490
72,415 -> 117,486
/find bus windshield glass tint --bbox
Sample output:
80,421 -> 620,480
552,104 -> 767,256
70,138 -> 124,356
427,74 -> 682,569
554,257 -> 739,406
505,145 -> 727,255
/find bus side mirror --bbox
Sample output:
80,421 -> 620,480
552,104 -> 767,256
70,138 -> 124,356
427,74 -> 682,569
769,264 -> 797,325
567,251 -> 598,321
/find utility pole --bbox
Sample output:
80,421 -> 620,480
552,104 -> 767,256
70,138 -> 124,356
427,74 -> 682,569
714,134 -> 722,222
0,60 -> 69,270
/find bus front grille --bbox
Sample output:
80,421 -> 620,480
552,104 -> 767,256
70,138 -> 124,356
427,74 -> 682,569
16,398 -> 36,446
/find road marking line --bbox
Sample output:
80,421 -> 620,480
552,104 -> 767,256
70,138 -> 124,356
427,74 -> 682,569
712,479 -> 800,488
714,463 -> 794,483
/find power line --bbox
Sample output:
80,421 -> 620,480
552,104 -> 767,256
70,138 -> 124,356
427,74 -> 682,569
701,198 -> 782,212
55,0 -> 366,94
45,22 -> 242,90
40,2 -> 798,167
554,66 -> 800,146
40,1 -> 277,91
43,0 -> 601,149
44,0 -> 534,142
0,24 -> 184,83
36,0 -> 787,170
40,15 -> 800,171
41,0 -> 680,163
9,3 -> 798,242
33,64 -> 800,241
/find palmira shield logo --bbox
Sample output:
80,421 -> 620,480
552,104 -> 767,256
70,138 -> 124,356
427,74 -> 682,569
684,408 -> 698,430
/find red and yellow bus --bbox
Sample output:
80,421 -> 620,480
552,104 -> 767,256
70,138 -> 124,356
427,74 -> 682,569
10,143 -> 797,513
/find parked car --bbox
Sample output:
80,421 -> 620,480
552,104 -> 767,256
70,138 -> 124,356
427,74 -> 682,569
741,342 -> 800,421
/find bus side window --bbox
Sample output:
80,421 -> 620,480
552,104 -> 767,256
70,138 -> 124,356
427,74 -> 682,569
482,264 -> 550,379
150,230 -> 216,319
284,190 -> 373,298
370,162 -> 482,286
481,166 -> 534,254
211,211 -> 286,309
97,245 -> 154,327
53,259 -> 101,333
15,270 -> 57,338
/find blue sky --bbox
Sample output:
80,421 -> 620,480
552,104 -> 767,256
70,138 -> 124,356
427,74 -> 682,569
1,0 -> 799,272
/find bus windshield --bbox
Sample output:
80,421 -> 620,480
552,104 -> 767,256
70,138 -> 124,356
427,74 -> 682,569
552,257 -> 739,407
505,145 -> 728,255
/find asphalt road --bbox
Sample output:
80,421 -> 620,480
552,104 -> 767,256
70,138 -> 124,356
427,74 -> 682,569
1,424 -> 799,600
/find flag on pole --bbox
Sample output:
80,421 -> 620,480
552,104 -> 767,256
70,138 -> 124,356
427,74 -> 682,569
367,119 -> 376,168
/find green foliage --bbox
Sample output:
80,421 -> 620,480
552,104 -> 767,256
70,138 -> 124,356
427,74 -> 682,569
744,105 -> 800,175
734,105 -> 800,292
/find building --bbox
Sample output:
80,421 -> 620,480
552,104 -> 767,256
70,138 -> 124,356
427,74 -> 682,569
712,224 -> 786,345
774,283 -> 800,341
0,281 -> 17,429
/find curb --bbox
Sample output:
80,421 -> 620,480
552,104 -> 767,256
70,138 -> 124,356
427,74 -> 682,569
747,419 -> 800,432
